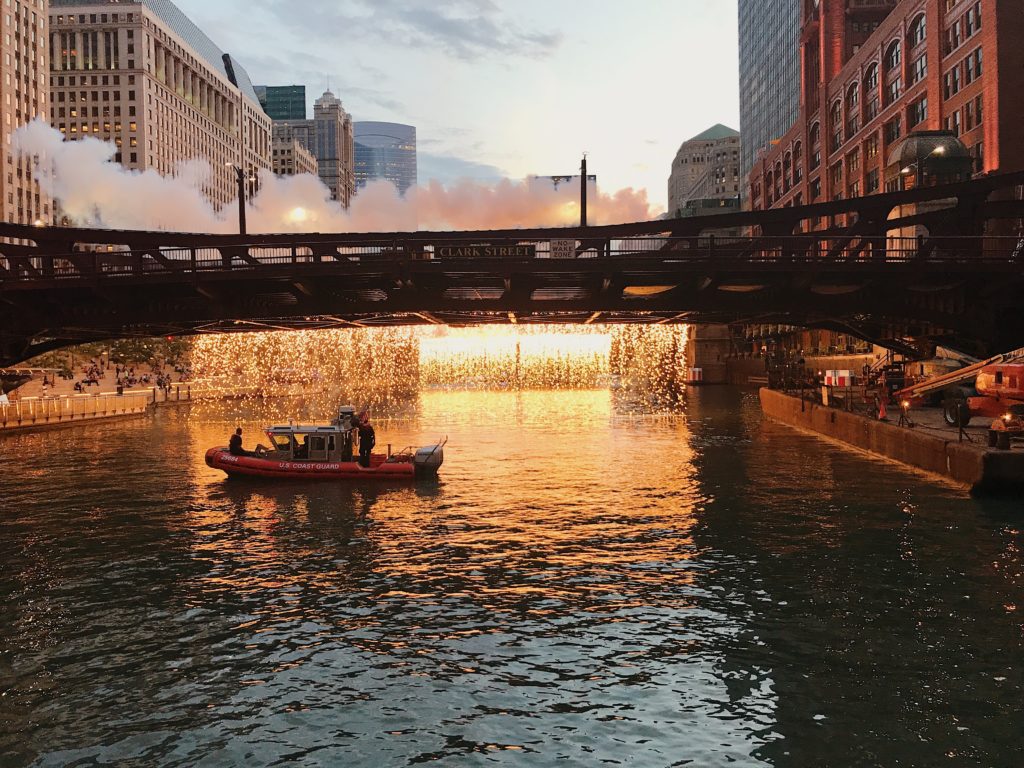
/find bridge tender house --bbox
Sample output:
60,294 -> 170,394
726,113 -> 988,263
436,245 -> 536,258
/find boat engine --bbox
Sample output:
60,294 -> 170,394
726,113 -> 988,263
413,443 -> 445,478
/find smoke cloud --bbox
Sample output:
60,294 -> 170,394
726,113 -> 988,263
13,120 -> 656,233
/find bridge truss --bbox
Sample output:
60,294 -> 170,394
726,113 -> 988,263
1,172 -> 1023,365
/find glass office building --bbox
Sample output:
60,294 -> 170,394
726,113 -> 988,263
354,122 -> 418,196
255,85 -> 306,120
737,0 -> 801,184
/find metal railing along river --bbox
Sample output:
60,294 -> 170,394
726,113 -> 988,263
0,390 -> 153,429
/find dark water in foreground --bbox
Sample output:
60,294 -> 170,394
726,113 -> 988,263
1,388 -> 1022,767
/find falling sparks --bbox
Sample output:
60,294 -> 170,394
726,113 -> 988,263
187,325 -> 690,414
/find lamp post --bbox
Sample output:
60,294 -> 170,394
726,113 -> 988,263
900,145 -> 946,186
227,163 -> 247,236
580,154 -> 588,228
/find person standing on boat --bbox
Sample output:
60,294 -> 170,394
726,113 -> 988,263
358,420 -> 376,468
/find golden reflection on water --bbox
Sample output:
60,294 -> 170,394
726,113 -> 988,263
180,389 -> 705,616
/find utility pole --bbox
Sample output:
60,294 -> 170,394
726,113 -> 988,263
580,155 -> 588,228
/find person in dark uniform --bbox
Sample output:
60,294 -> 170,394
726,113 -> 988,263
229,427 -> 246,456
358,420 -> 376,468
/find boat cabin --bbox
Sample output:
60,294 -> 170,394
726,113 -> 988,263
263,424 -> 356,462
258,406 -> 370,462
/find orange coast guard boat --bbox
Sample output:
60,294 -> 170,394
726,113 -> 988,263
205,406 -> 445,481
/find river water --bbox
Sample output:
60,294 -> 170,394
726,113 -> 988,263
1,387 -> 1021,766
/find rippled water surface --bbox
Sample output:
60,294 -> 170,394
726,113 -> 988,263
1,388 -> 1022,766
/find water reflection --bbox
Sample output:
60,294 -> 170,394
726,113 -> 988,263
0,389 -> 1021,766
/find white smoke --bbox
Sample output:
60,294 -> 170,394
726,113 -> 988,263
13,120 -> 656,233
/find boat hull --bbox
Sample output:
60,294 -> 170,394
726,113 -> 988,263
205,448 -> 417,480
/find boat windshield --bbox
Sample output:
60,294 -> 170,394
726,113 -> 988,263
269,434 -> 292,451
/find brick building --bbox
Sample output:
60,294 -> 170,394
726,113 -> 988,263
748,0 -> 1024,215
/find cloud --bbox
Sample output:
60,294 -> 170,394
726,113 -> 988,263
246,0 -> 562,61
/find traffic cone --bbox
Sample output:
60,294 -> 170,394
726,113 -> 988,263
878,396 -> 888,421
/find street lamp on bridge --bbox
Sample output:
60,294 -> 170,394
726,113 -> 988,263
534,155 -> 596,228
226,163 -> 254,236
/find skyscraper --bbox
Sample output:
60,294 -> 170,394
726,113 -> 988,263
2,0 -> 51,226
50,0 -> 271,207
275,90 -> 355,207
354,122 -> 417,196
737,0 -> 801,183
255,84 -> 306,120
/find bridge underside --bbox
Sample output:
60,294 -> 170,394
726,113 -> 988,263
2,172 -> 1023,365
4,255 -> 1021,365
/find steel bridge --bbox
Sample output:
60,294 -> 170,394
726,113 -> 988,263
1,172 -> 1023,365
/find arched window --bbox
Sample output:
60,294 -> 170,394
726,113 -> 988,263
830,100 -> 843,151
846,83 -> 860,138
885,40 -> 901,72
864,64 -> 880,120
783,151 -> 793,191
793,141 -> 803,182
809,122 -> 821,170
774,161 -> 783,197
909,14 -> 926,47
865,62 -> 879,91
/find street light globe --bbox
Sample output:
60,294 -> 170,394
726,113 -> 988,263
289,207 -> 309,224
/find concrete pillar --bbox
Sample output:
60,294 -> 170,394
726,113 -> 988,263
684,324 -> 732,384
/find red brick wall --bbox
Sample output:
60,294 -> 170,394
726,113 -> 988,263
749,0 -> 1019,214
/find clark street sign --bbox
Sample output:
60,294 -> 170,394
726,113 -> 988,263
436,244 -> 537,258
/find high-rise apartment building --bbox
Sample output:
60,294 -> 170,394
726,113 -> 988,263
737,0 -> 802,184
354,121 -> 417,196
49,0 -> 271,207
2,0 -> 51,226
276,90 -> 354,207
748,0 -> 1024,213
667,124 -> 741,218
255,84 -> 305,120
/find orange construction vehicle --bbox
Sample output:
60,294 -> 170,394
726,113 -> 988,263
895,347 -> 1024,426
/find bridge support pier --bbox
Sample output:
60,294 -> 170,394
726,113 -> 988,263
684,324 -> 732,384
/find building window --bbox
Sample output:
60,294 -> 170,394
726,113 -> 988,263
909,15 -> 926,48
909,97 -> 928,127
886,77 -> 901,106
830,161 -> 843,188
847,149 -> 861,175
910,54 -> 927,85
830,101 -> 843,152
865,133 -> 879,160
884,115 -> 902,143
866,168 -> 880,194
944,66 -> 961,99
946,110 -> 962,136
946,19 -> 962,55
885,40 -> 901,72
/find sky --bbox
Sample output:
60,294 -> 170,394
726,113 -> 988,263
171,0 -> 741,214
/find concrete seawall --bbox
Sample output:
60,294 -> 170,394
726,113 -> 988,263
760,388 -> 1024,493
0,392 -> 152,433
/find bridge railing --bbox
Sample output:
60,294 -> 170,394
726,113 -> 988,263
1,234 -> 1021,284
